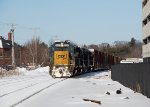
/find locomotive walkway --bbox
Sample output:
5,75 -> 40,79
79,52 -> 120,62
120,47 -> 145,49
0,67 -> 150,107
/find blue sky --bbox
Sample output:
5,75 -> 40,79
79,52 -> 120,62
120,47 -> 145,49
0,0 -> 142,45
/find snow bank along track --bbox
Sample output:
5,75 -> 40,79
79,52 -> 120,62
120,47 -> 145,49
0,76 -> 67,107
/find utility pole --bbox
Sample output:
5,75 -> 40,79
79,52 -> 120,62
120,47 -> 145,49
32,27 -> 39,66
20,47 -> 22,65
11,24 -> 16,69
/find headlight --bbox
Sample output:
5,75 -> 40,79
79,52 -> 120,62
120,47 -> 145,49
65,66 -> 68,69
53,66 -> 56,69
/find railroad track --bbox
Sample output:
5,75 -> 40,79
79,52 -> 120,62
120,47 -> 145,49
0,75 -> 67,107
0,76 -> 50,97
0,79 -> 49,97
0,75 -> 44,86
11,78 -> 67,107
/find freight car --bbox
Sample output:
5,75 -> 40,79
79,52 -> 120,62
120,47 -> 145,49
49,40 -> 121,78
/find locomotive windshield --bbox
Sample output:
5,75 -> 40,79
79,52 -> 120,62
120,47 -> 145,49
54,42 -> 69,51
54,47 -> 69,51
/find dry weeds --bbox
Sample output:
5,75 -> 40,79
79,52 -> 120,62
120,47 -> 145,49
136,83 -> 142,93
0,68 -> 19,78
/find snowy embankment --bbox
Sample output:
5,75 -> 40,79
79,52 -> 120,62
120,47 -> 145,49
0,67 -> 65,107
0,67 -> 150,107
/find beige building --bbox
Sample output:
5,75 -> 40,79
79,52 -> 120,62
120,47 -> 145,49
142,0 -> 150,62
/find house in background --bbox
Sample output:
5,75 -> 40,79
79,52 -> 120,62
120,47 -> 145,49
0,32 -> 12,66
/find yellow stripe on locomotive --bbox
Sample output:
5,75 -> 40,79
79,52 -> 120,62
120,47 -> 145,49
54,51 -> 70,65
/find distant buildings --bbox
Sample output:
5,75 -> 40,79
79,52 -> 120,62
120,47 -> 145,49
142,0 -> 150,62
0,32 -> 21,66
0,33 -> 12,65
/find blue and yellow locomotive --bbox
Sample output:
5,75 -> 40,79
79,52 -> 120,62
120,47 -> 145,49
49,40 -> 121,78
49,40 -> 94,77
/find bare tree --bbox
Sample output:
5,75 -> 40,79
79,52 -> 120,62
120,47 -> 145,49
88,44 -> 98,50
98,43 -> 110,52
21,37 -> 48,66
37,42 -> 49,66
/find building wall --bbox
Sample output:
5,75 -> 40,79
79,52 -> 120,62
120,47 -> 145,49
142,0 -> 150,62
0,48 -> 11,66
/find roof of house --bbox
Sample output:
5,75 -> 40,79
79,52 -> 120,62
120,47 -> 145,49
0,36 -> 12,49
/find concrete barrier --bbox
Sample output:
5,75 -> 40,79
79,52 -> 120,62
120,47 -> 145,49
111,63 -> 150,98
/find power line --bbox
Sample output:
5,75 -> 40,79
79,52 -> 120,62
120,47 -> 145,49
0,21 -> 36,31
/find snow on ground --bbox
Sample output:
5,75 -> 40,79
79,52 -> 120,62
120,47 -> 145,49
0,67 -> 150,107
0,67 -> 65,107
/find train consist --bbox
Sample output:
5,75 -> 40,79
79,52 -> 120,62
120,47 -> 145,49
49,40 -> 121,78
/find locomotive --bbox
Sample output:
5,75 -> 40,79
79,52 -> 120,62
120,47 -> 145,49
49,40 -> 121,78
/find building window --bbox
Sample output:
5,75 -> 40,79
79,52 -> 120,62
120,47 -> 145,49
143,18 -> 147,26
4,53 -> 6,57
148,14 -> 150,21
143,38 -> 148,45
143,13 -> 150,26
143,0 -> 149,8
148,36 -> 150,43
0,51 -> 2,57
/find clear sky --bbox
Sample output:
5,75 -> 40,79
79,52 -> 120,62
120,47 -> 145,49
0,0 -> 142,45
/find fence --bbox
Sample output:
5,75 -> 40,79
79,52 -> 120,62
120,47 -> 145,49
111,63 -> 150,98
